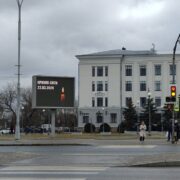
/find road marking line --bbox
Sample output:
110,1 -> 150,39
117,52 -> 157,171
61,153 -> 139,156
1,166 -> 107,172
0,178 -> 86,180
0,171 -> 98,175
99,145 -> 156,148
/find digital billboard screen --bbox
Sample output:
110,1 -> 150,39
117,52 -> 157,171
32,76 -> 75,108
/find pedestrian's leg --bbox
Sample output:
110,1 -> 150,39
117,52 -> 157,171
139,136 -> 143,144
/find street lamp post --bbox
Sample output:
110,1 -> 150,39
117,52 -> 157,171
21,106 -> 24,129
160,106 -> 164,133
148,92 -> 151,136
102,107 -> 105,133
15,0 -> 24,140
136,100 -> 140,134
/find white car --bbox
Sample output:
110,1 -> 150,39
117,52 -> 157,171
0,129 -> 10,134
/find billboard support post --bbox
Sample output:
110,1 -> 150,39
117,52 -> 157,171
51,109 -> 56,137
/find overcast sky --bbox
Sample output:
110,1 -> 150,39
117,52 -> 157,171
0,0 -> 180,92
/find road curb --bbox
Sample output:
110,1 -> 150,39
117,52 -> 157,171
131,161 -> 180,167
0,143 -> 91,146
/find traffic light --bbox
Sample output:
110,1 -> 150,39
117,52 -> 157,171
164,104 -> 174,111
170,85 -> 176,102
171,85 -> 176,97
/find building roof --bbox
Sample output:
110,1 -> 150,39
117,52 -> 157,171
76,49 -> 157,59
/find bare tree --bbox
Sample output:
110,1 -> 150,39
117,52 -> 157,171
0,83 -> 17,130
21,88 -> 43,127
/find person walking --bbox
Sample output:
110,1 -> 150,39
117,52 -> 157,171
167,120 -> 172,142
174,120 -> 180,143
139,121 -> 147,142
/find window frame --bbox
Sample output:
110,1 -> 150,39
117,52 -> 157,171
97,97 -> 103,107
170,64 -> 176,75
97,81 -> 103,91
125,65 -> 132,76
140,65 -> 146,76
154,64 -> 161,76
140,97 -> 146,107
154,81 -> 161,91
97,66 -> 103,76
155,97 -> 161,107
140,81 -> 146,91
92,66 -> 95,77
110,113 -> 117,123
125,81 -> 132,91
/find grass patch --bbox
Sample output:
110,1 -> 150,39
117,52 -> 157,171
0,131 -> 166,141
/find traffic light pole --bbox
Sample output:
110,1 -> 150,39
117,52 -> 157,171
171,34 -> 180,144
172,105 -> 175,144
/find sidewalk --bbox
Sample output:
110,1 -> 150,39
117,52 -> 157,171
0,132 -> 178,146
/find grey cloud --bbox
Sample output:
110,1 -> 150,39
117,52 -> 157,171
1,0 -> 180,88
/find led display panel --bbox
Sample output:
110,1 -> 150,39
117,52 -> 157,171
32,76 -> 75,108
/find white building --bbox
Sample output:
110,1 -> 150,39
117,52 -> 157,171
76,48 -> 180,132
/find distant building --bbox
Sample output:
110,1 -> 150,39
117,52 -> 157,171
76,48 -> 180,132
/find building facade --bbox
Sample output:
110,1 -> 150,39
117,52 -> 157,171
76,49 -> 180,132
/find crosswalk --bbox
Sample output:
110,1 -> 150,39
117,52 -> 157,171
0,166 -> 108,180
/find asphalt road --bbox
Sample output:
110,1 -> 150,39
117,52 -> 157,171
0,166 -> 180,180
0,144 -> 180,179
0,144 -> 180,166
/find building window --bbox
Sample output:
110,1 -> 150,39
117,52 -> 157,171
140,81 -> 146,91
83,114 -> 89,123
126,97 -> 132,107
155,97 -> 161,107
125,65 -> 132,76
96,112 -> 103,123
170,64 -> 176,75
140,97 -> 146,107
92,81 -> 95,91
92,66 -> 95,77
155,81 -> 161,91
105,66 -> 108,76
105,97 -> 108,107
92,97 -> 95,107
154,64 -> 161,76
140,65 -> 146,76
125,81 -> 132,91
105,81 -> 108,91
97,97 -> 103,107
110,113 -> 117,123
97,81 -> 103,91
97,66 -> 103,76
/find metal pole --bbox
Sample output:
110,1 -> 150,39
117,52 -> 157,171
15,0 -> 24,140
136,101 -> 140,134
90,117 -> 92,133
148,91 -> 151,136
172,34 -> 180,144
51,109 -> 56,137
120,55 -> 124,126
148,97 -> 151,135
179,95 -> 180,119
102,108 -> 104,133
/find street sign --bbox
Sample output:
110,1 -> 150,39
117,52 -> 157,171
174,106 -> 179,112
